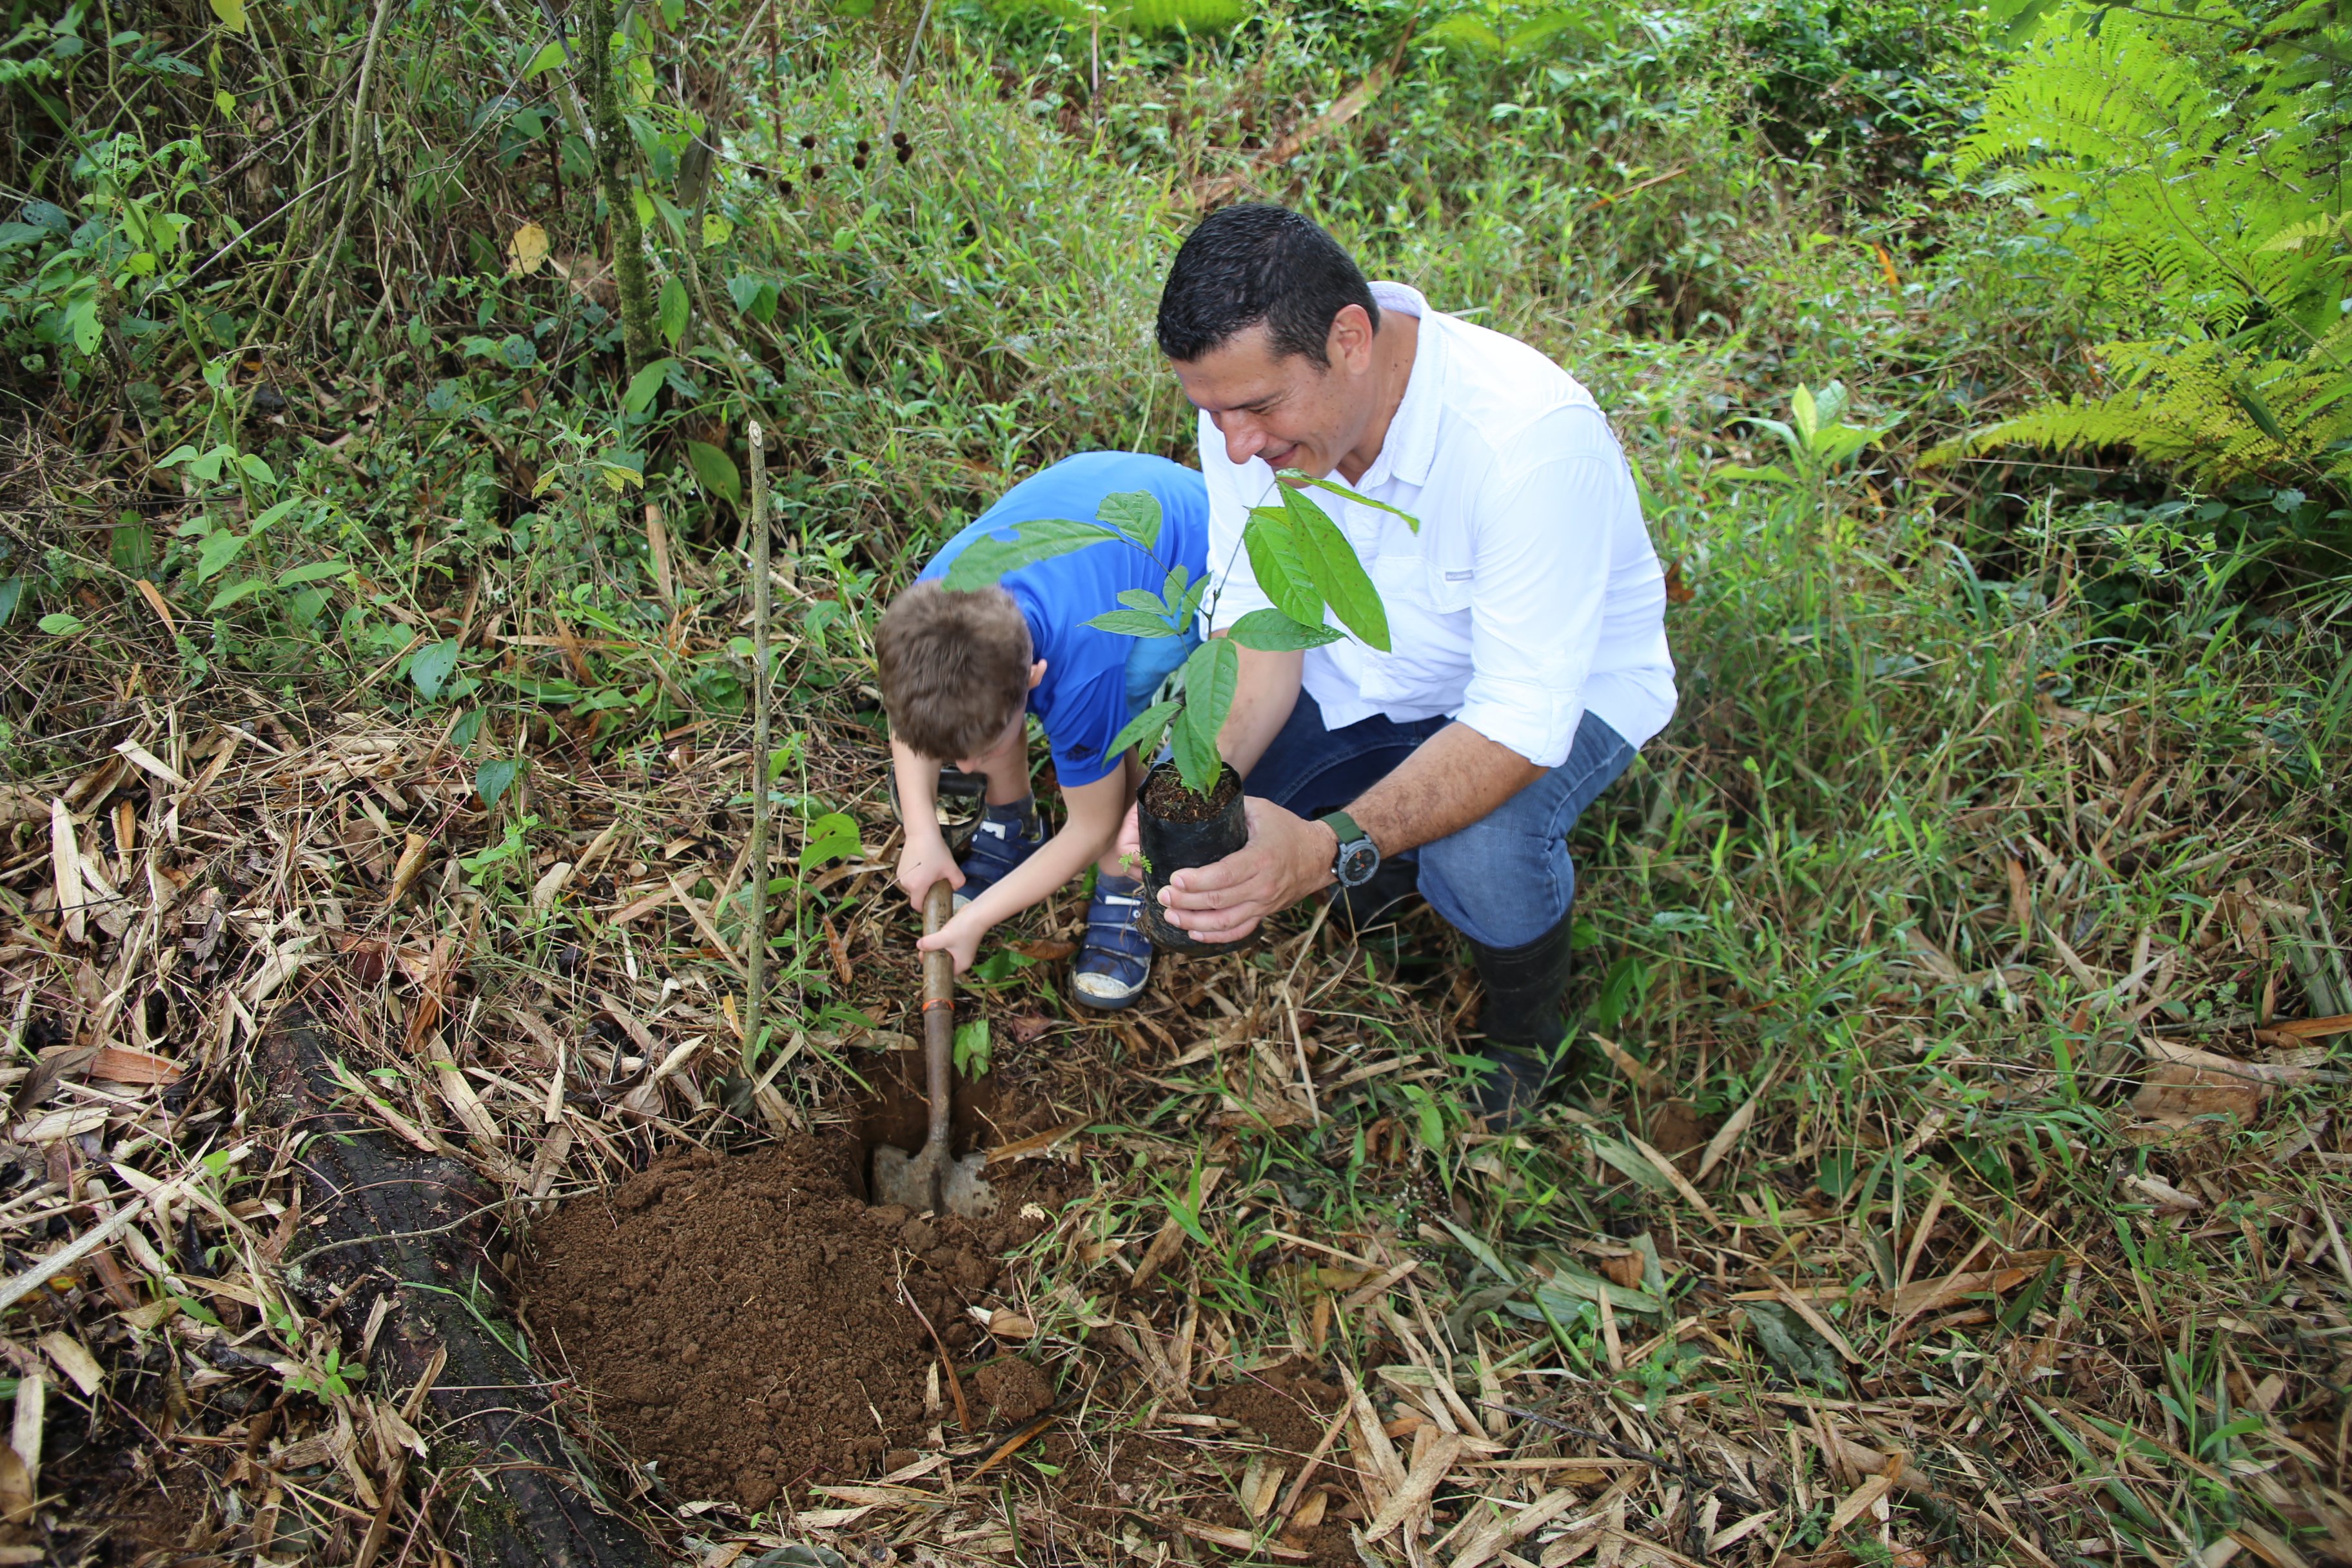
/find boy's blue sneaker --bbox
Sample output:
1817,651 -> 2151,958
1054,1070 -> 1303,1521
954,799 -> 1044,910
1072,874 -> 1152,1010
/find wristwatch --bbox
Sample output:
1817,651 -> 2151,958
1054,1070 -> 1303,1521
1320,810 -> 1380,888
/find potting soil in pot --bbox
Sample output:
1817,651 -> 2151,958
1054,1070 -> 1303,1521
519,1137 -> 1050,1511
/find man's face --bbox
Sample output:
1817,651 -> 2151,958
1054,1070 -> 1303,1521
1170,307 -> 1379,481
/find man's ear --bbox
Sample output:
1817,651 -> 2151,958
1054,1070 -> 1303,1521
1028,659 -> 1048,690
1326,302 -> 1376,375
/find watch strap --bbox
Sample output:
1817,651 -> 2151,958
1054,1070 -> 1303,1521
1320,810 -> 1366,850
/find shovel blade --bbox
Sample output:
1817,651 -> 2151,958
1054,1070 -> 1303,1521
941,1155 -> 997,1220
870,1142 -> 941,1213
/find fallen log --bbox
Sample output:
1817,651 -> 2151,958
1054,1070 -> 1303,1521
258,1012 -> 659,1568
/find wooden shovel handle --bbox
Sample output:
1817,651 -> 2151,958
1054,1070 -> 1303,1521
921,879 -> 955,1147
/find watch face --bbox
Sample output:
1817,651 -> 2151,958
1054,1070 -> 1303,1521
1337,838 -> 1380,887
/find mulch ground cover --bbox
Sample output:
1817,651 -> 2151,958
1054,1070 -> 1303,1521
3,704 -> 2349,1568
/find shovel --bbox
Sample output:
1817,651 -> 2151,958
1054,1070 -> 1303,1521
870,879 -> 997,1219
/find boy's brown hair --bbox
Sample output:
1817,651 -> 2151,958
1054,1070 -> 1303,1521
876,582 -> 1033,761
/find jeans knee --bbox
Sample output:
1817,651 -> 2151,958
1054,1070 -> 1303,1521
1418,820 -> 1575,948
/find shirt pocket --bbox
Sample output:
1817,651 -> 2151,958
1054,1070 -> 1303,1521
1360,549 -> 1469,707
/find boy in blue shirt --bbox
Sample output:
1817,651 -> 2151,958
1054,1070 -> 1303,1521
878,452 -> 1210,1010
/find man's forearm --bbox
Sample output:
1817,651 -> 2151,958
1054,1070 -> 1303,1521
1219,642 -> 1304,781
1351,722 -> 1544,856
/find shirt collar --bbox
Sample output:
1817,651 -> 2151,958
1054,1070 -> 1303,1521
1362,282 -> 1442,491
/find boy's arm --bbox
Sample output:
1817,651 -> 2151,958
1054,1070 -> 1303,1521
891,738 -> 963,910
919,767 -> 1129,970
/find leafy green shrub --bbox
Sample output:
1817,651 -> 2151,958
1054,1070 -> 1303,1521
1932,1 -> 2351,503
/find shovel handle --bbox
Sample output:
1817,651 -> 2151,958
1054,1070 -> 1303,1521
921,879 -> 955,1148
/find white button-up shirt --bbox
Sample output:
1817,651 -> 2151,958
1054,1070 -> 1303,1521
1198,282 -> 1678,769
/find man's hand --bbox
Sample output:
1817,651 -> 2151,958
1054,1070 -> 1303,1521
916,907 -> 987,974
896,833 -> 964,913
1155,798 -> 1336,945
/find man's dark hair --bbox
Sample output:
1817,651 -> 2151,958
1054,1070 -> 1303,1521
1156,204 -> 1379,367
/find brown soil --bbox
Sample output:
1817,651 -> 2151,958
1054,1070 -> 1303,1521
968,1357 -> 1055,1424
1141,761 -> 1240,823
1642,1096 -> 1718,1156
1206,1357 -> 1346,1453
519,1137 -> 1054,1511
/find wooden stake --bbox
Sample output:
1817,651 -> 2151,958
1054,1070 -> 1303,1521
744,420 -> 772,1070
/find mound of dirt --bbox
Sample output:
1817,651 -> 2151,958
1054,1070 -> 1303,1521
520,1138 -> 1052,1510
1208,1357 -> 1346,1453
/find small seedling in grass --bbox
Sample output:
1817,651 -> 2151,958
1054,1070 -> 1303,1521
286,1346 -> 355,1402
942,476 -> 1416,799
460,813 -> 541,887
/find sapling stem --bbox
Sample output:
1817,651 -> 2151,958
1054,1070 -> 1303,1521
745,420 -> 772,1070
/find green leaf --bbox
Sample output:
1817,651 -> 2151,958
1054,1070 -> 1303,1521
1117,589 -> 1166,614
277,559 -> 351,587
1084,609 -> 1183,638
1226,607 -> 1343,651
953,1017 -> 992,1079
474,757 -> 523,808
1097,489 -> 1163,551
685,440 -> 741,506
940,518 -> 1114,591
1173,637 -> 1237,796
1170,708 -> 1220,799
410,638 -> 462,700
1790,384 -> 1819,446
1240,505 -> 1325,627
0,579 -> 21,624
800,810 -> 863,868
1530,1261 -> 1663,1316
1107,698 -> 1181,761
237,453 -> 276,485
1716,463 -> 1798,485
1282,487 -> 1387,651
1275,469 -> 1421,533
522,38 -> 568,77
37,611 -> 84,635
657,277 -> 690,346
206,578 -> 269,612
1585,1132 -> 1674,1193
622,357 -> 676,415
1438,1216 -> 1517,1283
195,529 -> 247,583
250,496 -> 302,533
207,0 -> 246,31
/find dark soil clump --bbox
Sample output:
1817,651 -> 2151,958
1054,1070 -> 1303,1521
1141,763 -> 1240,822
1207,1357 -> 1346,1453
520,1138 -> 1050,1510
968,1357 -> 1054,1424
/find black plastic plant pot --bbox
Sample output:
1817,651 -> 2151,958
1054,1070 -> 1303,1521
1135,760 -> 1251,956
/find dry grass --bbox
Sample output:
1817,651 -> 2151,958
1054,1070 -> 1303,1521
2,658 -> 2348,1567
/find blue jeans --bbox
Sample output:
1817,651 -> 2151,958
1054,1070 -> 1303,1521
1245,694 -> 1638,948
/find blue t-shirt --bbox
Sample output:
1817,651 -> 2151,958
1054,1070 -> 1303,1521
919,452 -> 1209,787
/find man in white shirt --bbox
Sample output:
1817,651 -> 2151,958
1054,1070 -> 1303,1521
1141,204 -> 1677,1124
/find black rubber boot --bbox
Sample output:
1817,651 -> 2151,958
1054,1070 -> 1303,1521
1467,910 -> 1576,1128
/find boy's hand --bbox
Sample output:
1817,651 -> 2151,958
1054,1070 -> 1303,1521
897,835 -> 965,912
916,908 -> 986,975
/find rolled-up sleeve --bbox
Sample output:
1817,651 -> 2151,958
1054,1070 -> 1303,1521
1453,412 -> 1632,768
1198,415 -> 1277,636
